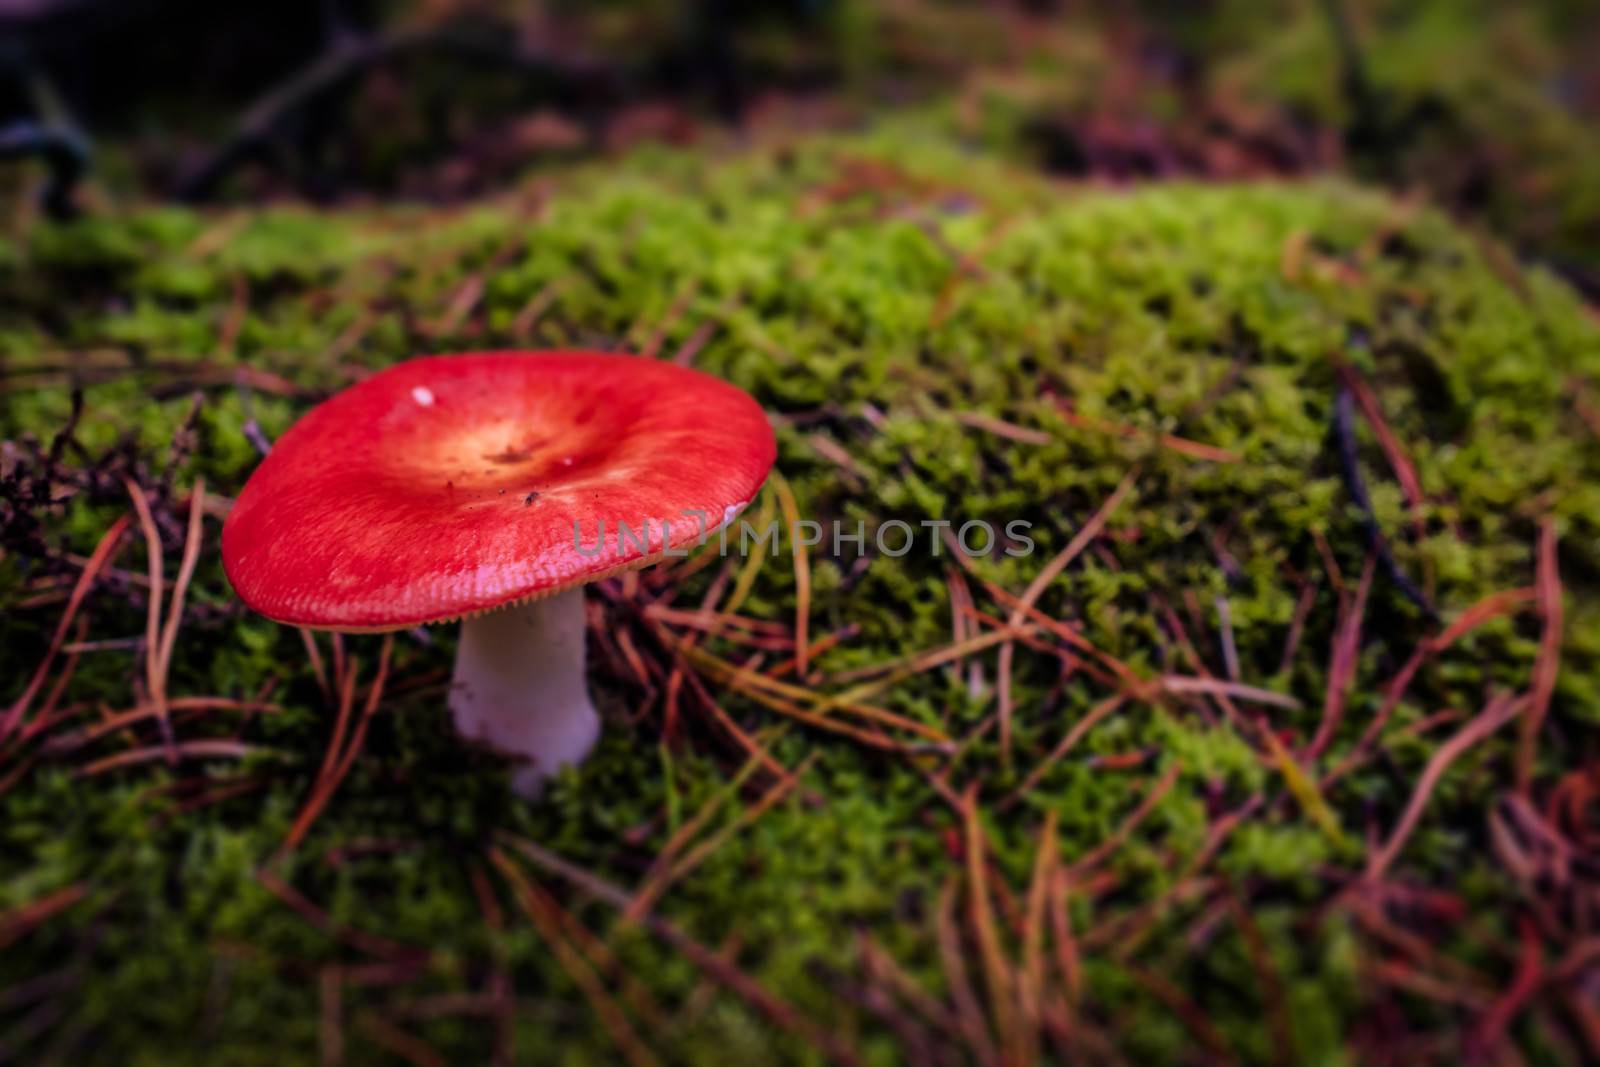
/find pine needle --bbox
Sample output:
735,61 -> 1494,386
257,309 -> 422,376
1066,760 -> 1183,877
1307,554 -> 1374,760
1366,692 -> 1527,881
960,787 -> 1016,1048
1002,694 -> 1128,809
1517,518 -> 1564,792
672,638 -> 949,744
997,469 -> 1139,761
155,481 -> 206,691
935,877 -> 998,1066
1158,676 -> 1300,710
630,753 -> 816,924
46,697 -> 279,752
76,739 -> 264,777
828,626 -> 1033,697
1,513 -> 130,743
496,835 -> 863,1066
1017,810 -> 1058,1063
124,477 -> 176,763
622,737 -> 781,924
356,1014 -> 447,1067
277,635 -> 394,862
489,848 -> 658,1067
0,885 -> 88,952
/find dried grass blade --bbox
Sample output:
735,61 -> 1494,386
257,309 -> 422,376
1054,405 -> 1240,463
720,489 -> 777,619
952,411 -> 1053,445
1125,964 -> 1236,1064
357,1014 -> 448,1067
764,624 -> 856,679
256,868 -> 424,962
975,578 -> 1143,690
769,472 -> 811,677
1278,579 -> 1318,674
1261,728 -> 1349,849
858,934 -> 965,1040
300,628 -> 331,703
314,653 -> 362,790
674,663 -> 794,781
511,277 -> 570,341
1047,869 -> 1083,1009
331,636 -> 394,783
1467,918 -> 1544,1060
1324,586 -> 1536,788
47,697 -> 278,752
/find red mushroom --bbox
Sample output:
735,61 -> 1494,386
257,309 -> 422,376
222,351 -> 775,794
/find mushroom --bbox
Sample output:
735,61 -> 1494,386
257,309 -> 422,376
222,351 -> 775,794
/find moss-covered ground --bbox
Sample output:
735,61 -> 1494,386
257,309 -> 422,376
3,117 -> 1599,1064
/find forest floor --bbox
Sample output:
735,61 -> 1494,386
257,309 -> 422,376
4,4 -> 1600,1066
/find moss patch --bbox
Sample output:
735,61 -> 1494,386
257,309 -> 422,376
3,119 -> 1598,1064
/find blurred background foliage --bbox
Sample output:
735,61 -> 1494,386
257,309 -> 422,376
3,0 -> 1598,290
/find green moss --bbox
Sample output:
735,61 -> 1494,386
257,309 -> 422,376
3,117 -> 1597,1063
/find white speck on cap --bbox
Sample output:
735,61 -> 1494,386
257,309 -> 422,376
412,387 -> 435,407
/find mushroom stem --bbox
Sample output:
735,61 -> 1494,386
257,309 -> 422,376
448,588 -> 599,796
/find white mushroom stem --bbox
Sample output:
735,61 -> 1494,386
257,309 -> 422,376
448,588 -> 599,796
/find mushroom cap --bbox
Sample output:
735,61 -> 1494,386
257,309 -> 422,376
221,351 -> 775,631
